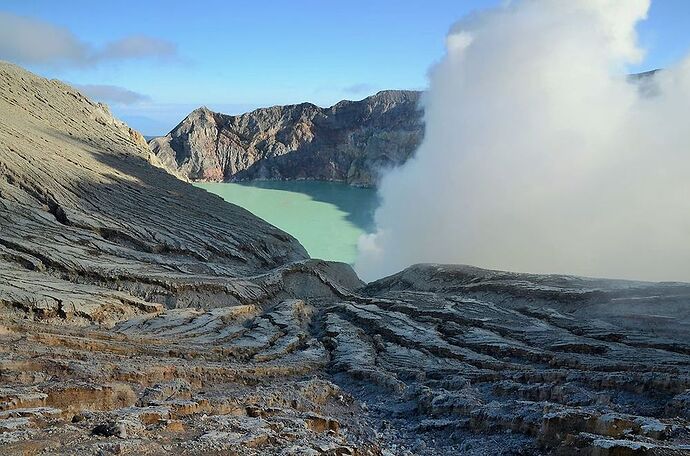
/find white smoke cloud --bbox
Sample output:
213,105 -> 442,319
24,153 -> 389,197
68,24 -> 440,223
356,0 -> 690,283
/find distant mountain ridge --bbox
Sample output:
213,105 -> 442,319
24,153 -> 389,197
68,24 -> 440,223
148,90 -> 424,187
3,62 -> 690,455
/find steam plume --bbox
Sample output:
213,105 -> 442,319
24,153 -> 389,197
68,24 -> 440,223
356,0 -> 690,282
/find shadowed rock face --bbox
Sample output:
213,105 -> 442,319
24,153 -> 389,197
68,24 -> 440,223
1,63 -> 690,455
149,91 -> 424,187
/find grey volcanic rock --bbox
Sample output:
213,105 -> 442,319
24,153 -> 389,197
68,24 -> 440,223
149,90 -> 423,186
0,61 -> 309,315
1,63 -> 690,455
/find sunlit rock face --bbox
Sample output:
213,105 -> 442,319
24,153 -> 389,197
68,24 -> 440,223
149,90 -> 424,187
1,63 -> 690,455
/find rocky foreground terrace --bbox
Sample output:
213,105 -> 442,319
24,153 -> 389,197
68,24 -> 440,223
0,62 -> 689,455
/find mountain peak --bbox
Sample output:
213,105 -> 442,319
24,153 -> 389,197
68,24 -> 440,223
150,91 -> 425,185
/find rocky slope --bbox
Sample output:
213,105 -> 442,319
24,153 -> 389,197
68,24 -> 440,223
148,90 -> 423,187
1,62 -> 690,455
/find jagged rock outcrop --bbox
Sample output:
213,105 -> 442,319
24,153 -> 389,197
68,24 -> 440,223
148,90 -> 423,187
1,63 -> 690,455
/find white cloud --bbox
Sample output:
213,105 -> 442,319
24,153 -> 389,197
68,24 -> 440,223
74,84 -> 151,105
97,35 -> 177,62
342,83 -> 377,96
0,12 -> 178,67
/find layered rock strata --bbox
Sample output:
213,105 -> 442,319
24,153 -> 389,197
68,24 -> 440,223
0,62 -> 689,455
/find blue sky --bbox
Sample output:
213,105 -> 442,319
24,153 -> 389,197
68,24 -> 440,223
1,0 -> 689,135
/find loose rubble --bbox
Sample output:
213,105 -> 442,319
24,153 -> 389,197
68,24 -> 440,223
1,62 -> 689,455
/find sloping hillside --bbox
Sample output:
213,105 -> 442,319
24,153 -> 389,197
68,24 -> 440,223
0,63 -> 689,455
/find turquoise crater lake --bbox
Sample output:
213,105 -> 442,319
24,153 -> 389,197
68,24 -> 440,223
196,181 -> 379,264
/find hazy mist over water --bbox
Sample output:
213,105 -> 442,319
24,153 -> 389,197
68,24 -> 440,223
356,0 -> 690,283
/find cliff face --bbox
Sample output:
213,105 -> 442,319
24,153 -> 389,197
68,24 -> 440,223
1,63 -> 690,455
149,90 -> 424,186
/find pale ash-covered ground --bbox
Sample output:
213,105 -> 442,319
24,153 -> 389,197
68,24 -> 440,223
1,62 -> 690,455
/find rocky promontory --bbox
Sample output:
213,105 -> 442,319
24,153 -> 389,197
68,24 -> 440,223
149,90 -> 423,187
1,62 -> 690,455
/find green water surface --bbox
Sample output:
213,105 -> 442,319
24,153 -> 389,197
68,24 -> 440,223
196,180 -> 379,264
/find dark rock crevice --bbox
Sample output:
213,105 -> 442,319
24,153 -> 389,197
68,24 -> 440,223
1,62 -> 689,455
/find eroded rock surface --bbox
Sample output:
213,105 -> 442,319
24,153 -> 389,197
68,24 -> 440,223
148,91 -> 423,187
1,63 -> 690,455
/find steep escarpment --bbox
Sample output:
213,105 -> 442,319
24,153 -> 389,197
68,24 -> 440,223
0,61 -> 315,318
149,90 -> 423,187
1,63 -> 689,455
